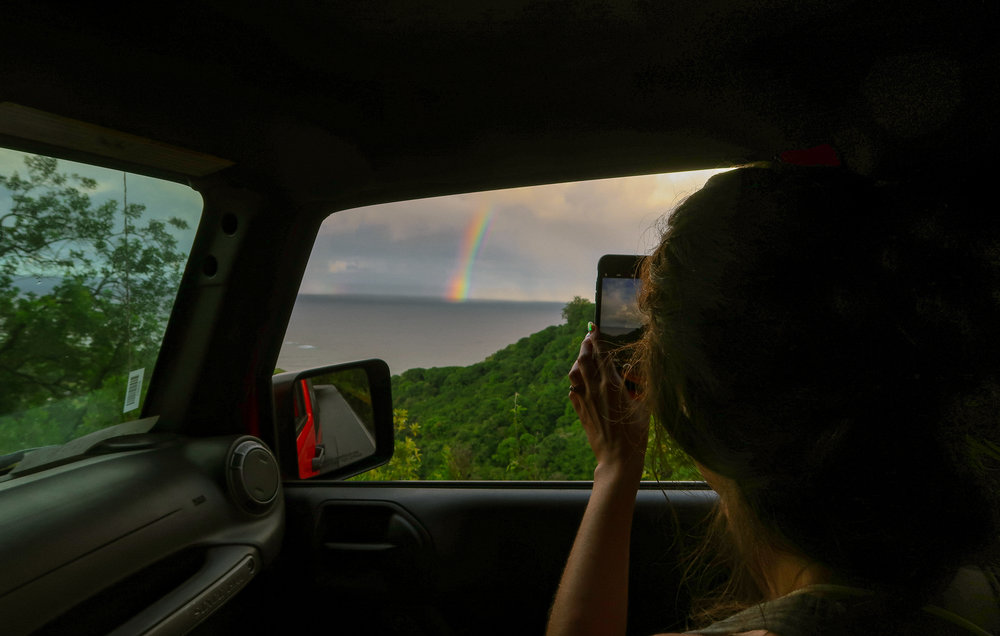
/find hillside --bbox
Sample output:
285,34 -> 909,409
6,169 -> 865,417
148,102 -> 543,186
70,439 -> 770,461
376,297 -> 699,480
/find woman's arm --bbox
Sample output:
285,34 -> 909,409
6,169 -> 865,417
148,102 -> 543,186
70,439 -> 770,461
546,464 -> 644,635
546,326 -> 650,636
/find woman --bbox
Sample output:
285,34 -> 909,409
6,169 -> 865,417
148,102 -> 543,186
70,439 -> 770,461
547,166 -> 1000,635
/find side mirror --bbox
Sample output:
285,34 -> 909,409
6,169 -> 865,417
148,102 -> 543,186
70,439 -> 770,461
272,360 -> 393,480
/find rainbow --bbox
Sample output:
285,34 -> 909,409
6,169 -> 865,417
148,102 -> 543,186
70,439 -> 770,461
447,206 -> 494,301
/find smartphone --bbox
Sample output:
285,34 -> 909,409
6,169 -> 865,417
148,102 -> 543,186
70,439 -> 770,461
595,254 -> 646,358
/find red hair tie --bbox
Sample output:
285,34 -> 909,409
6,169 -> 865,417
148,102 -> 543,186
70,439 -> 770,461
778,144 -> 841,167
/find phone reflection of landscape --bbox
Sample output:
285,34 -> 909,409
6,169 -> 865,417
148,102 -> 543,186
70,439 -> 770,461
600,277 -> 643,336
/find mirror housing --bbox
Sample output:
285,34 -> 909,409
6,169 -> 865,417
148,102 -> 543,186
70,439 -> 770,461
272,360 -> 393,480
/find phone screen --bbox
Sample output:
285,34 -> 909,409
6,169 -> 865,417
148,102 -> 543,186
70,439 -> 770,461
599,276 -> 643,341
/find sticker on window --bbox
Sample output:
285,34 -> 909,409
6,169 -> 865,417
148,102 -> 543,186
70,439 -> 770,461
123,368 -> 145,413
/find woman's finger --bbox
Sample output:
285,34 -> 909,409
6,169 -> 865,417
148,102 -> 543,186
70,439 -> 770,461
585,327 -> 627,396
568,353 -> 587,391
573,334 -> 599,388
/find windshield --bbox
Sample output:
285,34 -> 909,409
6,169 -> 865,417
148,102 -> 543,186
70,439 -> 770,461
0,147 -> 202,456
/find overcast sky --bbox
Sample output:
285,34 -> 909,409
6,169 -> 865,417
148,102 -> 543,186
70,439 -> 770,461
0,147 -> 203,260
302,168 -> 727,303
1,146 -> 726,303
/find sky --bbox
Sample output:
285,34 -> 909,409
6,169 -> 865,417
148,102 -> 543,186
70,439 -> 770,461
302,167 -> 729,303
0,145 -> 727,304
0,147 -> 204,271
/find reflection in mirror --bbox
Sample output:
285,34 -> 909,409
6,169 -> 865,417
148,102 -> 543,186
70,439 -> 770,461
293,368 -> 376,479
273,359 -> 393,480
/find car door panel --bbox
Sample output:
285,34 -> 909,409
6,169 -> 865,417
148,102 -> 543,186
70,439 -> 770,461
263,482 -> 716,636
0,435 -> 283,635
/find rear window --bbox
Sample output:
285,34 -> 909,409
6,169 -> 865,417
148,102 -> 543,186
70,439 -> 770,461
0,147 -> 202,456
280,169 -> 727,480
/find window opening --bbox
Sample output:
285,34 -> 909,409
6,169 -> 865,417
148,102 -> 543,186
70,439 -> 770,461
280,169 -> 728,480
0,147 -> 202,456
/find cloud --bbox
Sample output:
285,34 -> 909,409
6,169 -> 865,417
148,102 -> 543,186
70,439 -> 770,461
300,168 -> 729,301
0,147 -> 203,250
0,148 -> 203,264
327,259 -> 362,274
0,146 -> 726,304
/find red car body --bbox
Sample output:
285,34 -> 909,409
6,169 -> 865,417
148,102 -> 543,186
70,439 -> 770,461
293,379 -> 323,479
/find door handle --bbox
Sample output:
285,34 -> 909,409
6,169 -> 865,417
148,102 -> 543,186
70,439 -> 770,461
108,545 -> 259,635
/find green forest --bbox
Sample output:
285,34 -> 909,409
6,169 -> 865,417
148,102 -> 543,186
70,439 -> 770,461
0,155 -> 188,456
359,297 -> 700,481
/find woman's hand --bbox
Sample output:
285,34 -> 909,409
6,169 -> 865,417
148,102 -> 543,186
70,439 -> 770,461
567,324 -> 650,483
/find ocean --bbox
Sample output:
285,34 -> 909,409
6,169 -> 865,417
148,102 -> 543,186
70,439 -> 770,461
277,294 -> 568,375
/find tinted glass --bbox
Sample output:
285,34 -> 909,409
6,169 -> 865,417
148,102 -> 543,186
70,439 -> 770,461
0,148 -> 201,456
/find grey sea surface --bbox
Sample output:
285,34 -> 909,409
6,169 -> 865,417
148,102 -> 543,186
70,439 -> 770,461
277,294 -> 568,375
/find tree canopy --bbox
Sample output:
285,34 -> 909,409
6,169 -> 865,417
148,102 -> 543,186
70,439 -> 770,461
0,155 -> 189,453
376,296 -> 699,481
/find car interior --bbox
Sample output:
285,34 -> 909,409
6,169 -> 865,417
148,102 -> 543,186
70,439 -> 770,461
1,2 -> 998,635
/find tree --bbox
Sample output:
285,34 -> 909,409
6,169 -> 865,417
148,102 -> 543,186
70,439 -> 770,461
561,295 -> 593,329
390,296 -> 700,481
353,410 -> 423,480
0,155 -> 189,452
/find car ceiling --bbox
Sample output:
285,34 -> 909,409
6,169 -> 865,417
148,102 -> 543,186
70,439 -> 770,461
3,1 -> 997,214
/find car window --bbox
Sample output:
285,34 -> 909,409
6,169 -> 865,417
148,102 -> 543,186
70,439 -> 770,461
279,169 -> 728,480
0,147 -> 202,457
